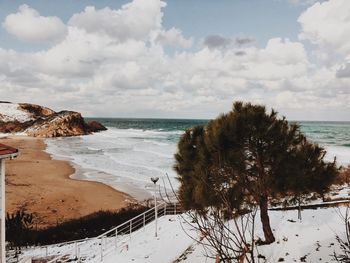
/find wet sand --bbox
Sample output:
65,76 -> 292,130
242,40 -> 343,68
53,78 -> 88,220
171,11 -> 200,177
1,136 -> 131,228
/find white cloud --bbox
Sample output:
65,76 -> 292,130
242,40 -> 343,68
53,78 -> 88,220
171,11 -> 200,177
68,0 -> 165,42
0,0 -> 349,120
2,4 -> 67,43
154,28 -> 193,48
33,27 -> 148,78
298,0 -> 350,56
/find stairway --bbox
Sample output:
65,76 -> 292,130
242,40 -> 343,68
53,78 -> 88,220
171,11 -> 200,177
7,203 -> 183,263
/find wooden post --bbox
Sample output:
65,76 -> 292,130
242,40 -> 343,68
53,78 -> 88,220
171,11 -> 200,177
0,159 -> 5,263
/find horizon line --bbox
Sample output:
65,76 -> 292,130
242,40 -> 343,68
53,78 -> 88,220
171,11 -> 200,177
85,117 -> 350,123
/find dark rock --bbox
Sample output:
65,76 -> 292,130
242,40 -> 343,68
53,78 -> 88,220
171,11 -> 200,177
0,121 -> 26,133
19,103 -> 55,118
87,121 -> 107,132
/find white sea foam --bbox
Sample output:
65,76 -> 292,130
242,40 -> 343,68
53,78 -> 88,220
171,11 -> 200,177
324,145 -> 350,166
45,125 -> 350,201
45,128 -> 179,201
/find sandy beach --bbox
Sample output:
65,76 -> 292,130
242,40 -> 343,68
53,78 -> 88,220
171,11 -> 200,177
1,136 -> 131,228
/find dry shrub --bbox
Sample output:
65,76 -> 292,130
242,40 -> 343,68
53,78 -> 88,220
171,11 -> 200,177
334,166 -> 350,185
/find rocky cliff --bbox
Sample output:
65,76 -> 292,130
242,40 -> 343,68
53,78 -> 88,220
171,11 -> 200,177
0,102 -> 107,137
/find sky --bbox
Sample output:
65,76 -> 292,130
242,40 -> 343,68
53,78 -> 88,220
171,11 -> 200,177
0,0 -> 349,120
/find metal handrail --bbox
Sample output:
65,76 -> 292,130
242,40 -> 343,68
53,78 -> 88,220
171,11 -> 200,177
96,204 -> 161,238
6,202 -> 183,263
43,202 -> 182,263
7,205 -> 159,259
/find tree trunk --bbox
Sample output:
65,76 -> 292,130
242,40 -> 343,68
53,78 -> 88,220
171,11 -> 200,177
259,195 -> 275,244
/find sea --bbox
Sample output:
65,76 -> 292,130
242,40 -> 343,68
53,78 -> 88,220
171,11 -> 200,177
45,119 -> 350,200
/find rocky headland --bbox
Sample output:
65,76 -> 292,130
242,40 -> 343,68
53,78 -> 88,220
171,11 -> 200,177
0,101 -> 107,137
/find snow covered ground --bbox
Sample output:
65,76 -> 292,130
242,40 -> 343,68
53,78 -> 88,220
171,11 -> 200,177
182,207 -> 348,262
103,215 -> 195,263
15,215 -> 197,263
12,204 -> 350,263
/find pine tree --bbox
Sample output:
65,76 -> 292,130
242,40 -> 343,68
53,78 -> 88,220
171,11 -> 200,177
175,101 -> 338,244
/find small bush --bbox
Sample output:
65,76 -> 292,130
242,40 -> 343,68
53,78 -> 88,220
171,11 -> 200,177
6,210 -> 34,249
334,166 -> 350,185
7,204 -> 149,247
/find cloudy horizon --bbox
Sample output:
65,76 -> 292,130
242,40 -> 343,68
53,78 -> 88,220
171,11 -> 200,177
0,0 -> 349,121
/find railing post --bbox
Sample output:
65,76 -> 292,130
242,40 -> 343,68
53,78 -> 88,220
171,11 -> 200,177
174,203 -> 176,215
143,213 -> 145,231
75,241 -> 77,258
164,203 -> 167,216
155,203 -> 158,237
100,237 -> 104,261
45,246 -> 48,257
129,221 -> 132,240
115,229 -> 118,250
78,245 -> 80,262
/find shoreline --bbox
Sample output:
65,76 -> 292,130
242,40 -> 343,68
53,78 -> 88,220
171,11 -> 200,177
1,135 -> 132,228
44,138 -> 153,202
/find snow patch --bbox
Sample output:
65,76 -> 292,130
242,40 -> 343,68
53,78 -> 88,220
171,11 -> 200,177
0,102 -> 33,123
14,215 -> 196,263
182,207 -> 347,262
10,205 -> 350,262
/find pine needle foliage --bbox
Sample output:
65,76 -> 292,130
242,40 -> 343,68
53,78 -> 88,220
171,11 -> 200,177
175,101 -> 338,244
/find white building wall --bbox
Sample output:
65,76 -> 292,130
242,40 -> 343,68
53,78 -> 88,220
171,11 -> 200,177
0,159 -> 5,263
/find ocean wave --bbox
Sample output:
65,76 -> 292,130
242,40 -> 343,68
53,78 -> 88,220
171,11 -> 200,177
44,120 -> 350,200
